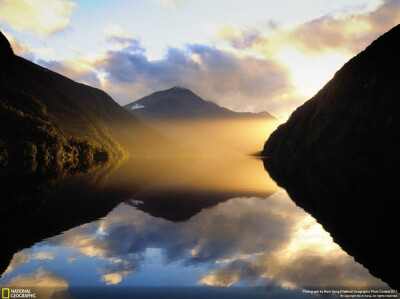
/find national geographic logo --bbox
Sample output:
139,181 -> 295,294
1,288 -> 36,298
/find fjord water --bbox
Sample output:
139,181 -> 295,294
0,156 -> 391,298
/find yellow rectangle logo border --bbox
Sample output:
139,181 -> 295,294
2,288 -> 10,299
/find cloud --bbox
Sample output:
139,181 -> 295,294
38,34 -> 292,113
101,273 -> 123,285
2,251 -> 55,276
38,59 -> 102,87
3,251 -> 30,275
103,23 -> 135,41
0,0 -> 77,37
100,258 -> 138,285
219,0 -> 400,56
5,190 -> 386,289
3,189 -> 388,291
95,39 -> 291,112
20,0 -> 400,119
209,0 -> 400,118
218,23 -> 268,50
199,245 -> 385,289
151,0 -> 187,8
6,268 -> 72,299
31,252 -> 55,260
281,0 -> 400,55
197,207 -> 386,289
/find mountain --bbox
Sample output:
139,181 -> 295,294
124,87 -> 277,155
262,24 -> 400,161
124,86 -> 275,120
0,31 -> 174,172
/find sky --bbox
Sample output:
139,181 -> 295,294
0,0 -> 399,120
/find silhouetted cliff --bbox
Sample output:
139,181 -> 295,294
262,25 -> 400,162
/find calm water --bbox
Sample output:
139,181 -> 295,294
0,157 -> 393,298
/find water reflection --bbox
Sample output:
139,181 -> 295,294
0,157 -> 394,298
264,158 -> 400,290
1,195 -> 387,296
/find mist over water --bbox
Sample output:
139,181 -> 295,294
132,117 -> 279,156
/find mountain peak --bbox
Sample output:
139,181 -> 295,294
0,30 -> 14,60
124,87 -> 276,121
170,86 -> 189,91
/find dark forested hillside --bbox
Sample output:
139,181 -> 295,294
261,25 -> 400,290
0,30 -> 175,173
262,24 -> 400,162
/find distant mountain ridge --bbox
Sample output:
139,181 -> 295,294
123,86 -> 277,155
124,86 -> 275,120
262,24 -> 400,161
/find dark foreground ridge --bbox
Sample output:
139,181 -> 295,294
0,30 -> 178,173
261,24 -> 400,290
262,24 -> 400,161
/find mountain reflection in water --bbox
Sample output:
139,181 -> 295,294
0,157 -> 393,298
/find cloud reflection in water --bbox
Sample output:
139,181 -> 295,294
1,189 -> 386,292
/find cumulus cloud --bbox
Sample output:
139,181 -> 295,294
95,39 -> 291,112
0,0 -> 78,37
38,34 -> 292,113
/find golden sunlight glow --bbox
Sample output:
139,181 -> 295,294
131,156 -> 279,196
341,18 -> 372,36
190,53 -> 202,65
147,118 -> 279,156
284,214 -> 342,257
277,47 -> 349,97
